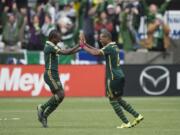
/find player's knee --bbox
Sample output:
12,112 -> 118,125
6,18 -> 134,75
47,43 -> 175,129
55,90 -> 65,103
109,96 -> 121,101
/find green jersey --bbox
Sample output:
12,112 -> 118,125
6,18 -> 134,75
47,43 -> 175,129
44,41 -> 61,71
100,42 -> 124,80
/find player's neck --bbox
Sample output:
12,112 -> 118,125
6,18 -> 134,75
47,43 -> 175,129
106,41 -> 115,46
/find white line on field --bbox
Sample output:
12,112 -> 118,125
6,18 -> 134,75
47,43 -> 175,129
0,118 -> 7,121
11,118 -> 20,120
0,117 -> 20,121
0,109 -> 179,113
0,97 -> 180,103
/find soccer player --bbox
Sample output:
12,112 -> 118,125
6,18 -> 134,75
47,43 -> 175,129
37,30 -> 80,128
79,29 -> 144,128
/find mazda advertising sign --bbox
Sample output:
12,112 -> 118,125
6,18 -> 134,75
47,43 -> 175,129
122,65 -> 180,96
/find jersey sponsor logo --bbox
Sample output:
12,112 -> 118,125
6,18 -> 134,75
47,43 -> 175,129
139,66 -> 170,95
0,67 -> 70,96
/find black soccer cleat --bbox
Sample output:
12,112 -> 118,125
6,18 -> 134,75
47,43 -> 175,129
37,104 -> 43,122
41,116 -> 48,128
37,104 -> 48,128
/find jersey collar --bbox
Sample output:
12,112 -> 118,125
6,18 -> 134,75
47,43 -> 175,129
103,42 -> 116,48
107,42 -> 116,46
102,42 -> 116,50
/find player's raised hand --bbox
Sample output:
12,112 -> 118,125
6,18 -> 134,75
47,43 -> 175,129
79,31 -> 86,49
79,31 -> 86,44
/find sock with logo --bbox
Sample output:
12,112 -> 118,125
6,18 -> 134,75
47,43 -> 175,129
109,99 -> 129,124
43,95 -> 64,118
118,98 -> 139,118
41,95 -> 62,118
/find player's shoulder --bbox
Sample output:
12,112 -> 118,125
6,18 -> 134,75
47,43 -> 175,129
103,42 -> 117,50
46,41 -> 59,50
44,44 -> 51,52
46,41 -> 55,47
109,42 -> 117,47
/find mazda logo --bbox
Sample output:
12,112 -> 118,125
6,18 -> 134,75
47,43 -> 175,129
140,66 -> 170,95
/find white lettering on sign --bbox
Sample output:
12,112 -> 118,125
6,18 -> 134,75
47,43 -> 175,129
0,68 -> 71,96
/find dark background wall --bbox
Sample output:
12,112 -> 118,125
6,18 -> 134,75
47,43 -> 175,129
14,0 -> 180,10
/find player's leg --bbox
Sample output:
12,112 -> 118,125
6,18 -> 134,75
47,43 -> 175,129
38,90 -> 64,128
118,97 -> 139,118
41,71 -> 64,113
109,97 -> 131,128
37,71 -> 64,127
43,90 -> 64,118
107,79 -> 131,128
115,78 -> 143,127
117,97 -> 143,126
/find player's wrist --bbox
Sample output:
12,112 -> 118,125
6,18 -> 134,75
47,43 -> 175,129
80,42 -> 85,49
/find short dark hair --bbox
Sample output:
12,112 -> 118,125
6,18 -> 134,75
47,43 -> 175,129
100,29 -> 112,40
48,29 -> 60,41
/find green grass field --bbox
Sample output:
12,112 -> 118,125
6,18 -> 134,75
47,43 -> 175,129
0,97 -> 180,135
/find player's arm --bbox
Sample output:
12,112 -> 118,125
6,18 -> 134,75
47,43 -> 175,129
71,46 -> 81,53
83,45 -> 103,56
56,45 -> 80,55
79,34 -> 103,56
85,43 -> 98,49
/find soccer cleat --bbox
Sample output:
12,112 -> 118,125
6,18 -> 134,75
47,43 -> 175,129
37,104 -> 48,128
37,104 -> 43,122
131,114 -> 144,127
41,116 -> 48,128
117,122 -> 132,129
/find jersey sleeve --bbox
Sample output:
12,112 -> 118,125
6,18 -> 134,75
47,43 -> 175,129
49,45 -> 61,54
100,46 -> 112,55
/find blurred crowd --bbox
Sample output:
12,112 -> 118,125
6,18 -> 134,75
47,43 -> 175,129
0,0 -> 172,52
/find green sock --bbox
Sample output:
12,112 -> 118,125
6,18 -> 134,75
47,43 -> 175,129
41,95 -> 59,118
43,104 -> 58,118
110,99 -> 129,124
118,98 -> 139,118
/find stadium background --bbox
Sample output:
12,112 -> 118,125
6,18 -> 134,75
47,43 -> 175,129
0,0 -> 180,97
13,0 -> 180,10
0,1 -> 180,135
